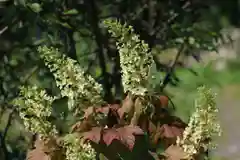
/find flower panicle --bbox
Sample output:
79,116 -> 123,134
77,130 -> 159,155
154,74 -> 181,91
12,85 -> 58,137
103,19 -> 155,96
63,134 -> 96,160
176,86 -> 222,158
38,46 -> 104,112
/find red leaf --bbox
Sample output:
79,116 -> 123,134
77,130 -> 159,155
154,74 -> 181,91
117,94 -> 134,119
162,124 -> 176,138
171,126 -> 184,137
152,124 -> 163,145
99,125 -> 144,150
102,129 -> 121,146
161,124 -> 184,138
26,149 -> 49,160
148,121 -> 157,134
27,136 -> 64,160
71,119 -> 92,133
83,127 -> 102,144
164,145 -> 188,160
159,95 -> 169,108
151,124 -> 184,147
116,125 -> 144,150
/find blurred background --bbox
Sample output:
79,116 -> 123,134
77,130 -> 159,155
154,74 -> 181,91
1,0 -> 240,159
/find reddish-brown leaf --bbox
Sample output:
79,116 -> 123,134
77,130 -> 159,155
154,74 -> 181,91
71,119 -> 92,133
117,94 -> 134,119
150,123 -> 184,147
130,97 -> 144,125
162,124 -> 176,138
83,127 -> 102,144
148,120 -> 157,134
160,124 -> 183,139
116,125 -> 144,150
159,95 -> 169,108
102,129 -> 121,146
171,126 -> 184,137
27,136 -> 65,160
100,125 -> 144,150
163,145 -> 188,160
152,124 -> 163,145
26,149 -> 49,160
138,114 -> 149,132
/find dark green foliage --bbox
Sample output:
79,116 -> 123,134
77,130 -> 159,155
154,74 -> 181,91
0,0 -> 236,159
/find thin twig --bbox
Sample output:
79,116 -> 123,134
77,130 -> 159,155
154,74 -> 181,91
20,65 -> 39,84
160,43 -> 185,91
2,109 -> 15,140
0,26 -> 8,36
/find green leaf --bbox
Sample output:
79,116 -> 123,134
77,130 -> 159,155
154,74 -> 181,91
63,9 -> 79,15
15,0 -> 26,6
28,3 -> 42,13
51,96 -> 69,120
188,37 -> 195,45
55,20 -> 72,29
33,39 -> 47,46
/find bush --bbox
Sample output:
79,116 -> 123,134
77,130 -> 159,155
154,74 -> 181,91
12,19 -> 221,160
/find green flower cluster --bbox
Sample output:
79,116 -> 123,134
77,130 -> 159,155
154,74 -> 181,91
12,85 -> 58,137
103,19 -> 155,96
38,46 -> 104,112
176,86 -> 222,157
63,134 -> 96,160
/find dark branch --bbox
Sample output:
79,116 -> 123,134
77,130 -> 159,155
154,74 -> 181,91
160,43 -> 185,91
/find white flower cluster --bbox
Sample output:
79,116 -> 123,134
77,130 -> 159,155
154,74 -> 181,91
63,134 -> 96,160
12,85 -> 58,136
176,86 -> 222,157
103,19 -> 155,96
38,46 -> 104,112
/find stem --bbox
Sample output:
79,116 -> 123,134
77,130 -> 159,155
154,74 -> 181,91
160,43 -> 185,91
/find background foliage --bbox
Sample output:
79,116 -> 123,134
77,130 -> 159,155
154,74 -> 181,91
0,0 -> 240,159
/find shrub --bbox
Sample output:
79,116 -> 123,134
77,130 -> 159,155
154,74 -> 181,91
12,19 -> 221,160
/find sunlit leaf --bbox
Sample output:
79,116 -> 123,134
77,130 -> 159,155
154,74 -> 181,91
28,3 -> 42,13
63,9 -> 79,15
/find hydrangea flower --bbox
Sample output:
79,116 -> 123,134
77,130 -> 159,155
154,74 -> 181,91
38,46 -> 104,112
176,86 -> 222,158
103,19 -> 155,96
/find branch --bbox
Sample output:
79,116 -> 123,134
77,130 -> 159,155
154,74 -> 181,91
160,43 -> 185,91
2,110 -> 14,140
0,26 -> 8,36
20,65 -> 39,84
